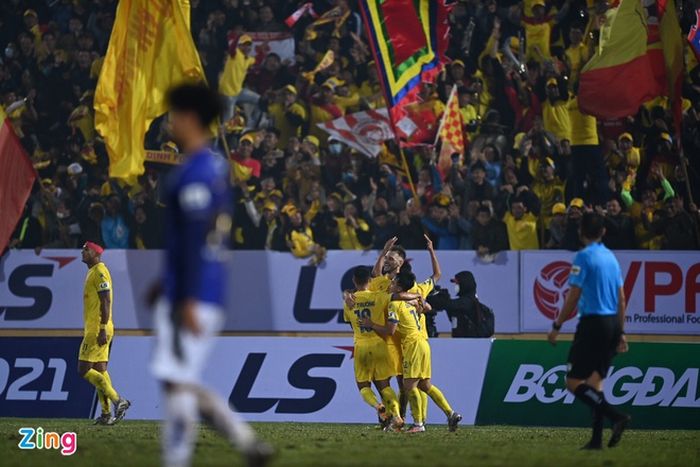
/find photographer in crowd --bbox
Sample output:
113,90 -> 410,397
427,270 -> 494,338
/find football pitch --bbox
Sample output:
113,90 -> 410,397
1,419 -> 698,467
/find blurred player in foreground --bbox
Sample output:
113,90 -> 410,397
78,241 -> 129,425
363,271 -> 462,433
548,212 -> 631,449
150,83 -> 272,467
343,266 -> 424,431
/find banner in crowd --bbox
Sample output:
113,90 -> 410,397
245,32 -> 296,65
476,340 -> 700,429
144,149 -> 184,165
316,108 -> 395,157
0,337 -> 96,418
107,337 -> 493,423
0,249 -> 521,333
521,251 -> 700,334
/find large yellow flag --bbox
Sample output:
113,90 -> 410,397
94,0 -> 206,181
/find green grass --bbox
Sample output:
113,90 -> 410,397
0,419 -> 698,467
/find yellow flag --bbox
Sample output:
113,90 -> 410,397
94,0 -> 206,181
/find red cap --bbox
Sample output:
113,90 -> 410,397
84,241 -> 104,255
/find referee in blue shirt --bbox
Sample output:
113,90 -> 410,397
548,212 -> 631,450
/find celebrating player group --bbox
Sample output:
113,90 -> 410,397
343,235 -> 462,433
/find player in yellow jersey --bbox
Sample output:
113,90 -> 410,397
363,271 -> 462,433
78,242 -> 130,425
343,266 -> 418,431
365,235 -> 440,422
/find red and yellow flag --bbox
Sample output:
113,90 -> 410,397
94,0 -> 206,182
0,106 -> 37,252
436,86 -> 464,176
579,0 -> 664,118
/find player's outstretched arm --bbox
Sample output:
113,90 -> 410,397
425,234 -> 441,282
372,236 -> 398,277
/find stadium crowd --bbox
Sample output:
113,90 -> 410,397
3,0 -> 700,260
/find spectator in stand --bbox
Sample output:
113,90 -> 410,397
471,205 -> 509,259
503,198 -> 539,250
101,195 -> 129,249
219,33 -> 257,124
562,198 -> 585,251
601,197 -> 635,250
231,133 -> 261,181
532,157 -> 565,234
546,202 -> 567,249
650,197 -> 699,250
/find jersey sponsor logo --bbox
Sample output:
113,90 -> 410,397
504,363 -> 700,408
229,351 -> 346,414
178,183 -> 212,211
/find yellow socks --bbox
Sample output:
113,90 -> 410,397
84,369 -> 119,403
359,387 -> 380,409
98,371 -> 113,414
420,389 -> 428,422
427,385 -> 453,416
408,388 -> 423,425
379,387 -> 400,418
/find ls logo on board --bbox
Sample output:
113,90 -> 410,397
292,265 -> 368,324
0,256 -> 77,321
230,349 -> 350,413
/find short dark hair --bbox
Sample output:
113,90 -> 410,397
166,82 -> 222,128
353,266 -> 371,286
395,272 -> 416,292
390,245 -> 406,260
476,206 -> 491,216
580,212 -> 605,239
399,262 -> 413,274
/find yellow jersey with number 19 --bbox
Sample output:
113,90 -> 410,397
83,262 -> 113,335
343,290 -> 391,343
388,301 -> 423,348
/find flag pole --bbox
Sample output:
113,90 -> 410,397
398,146 -> 419,201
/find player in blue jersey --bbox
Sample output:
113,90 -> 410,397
149,83 -> 272,467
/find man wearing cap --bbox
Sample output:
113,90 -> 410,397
533,157 -> 565,230
219,33 -> 259,124
546,202 -> 568,248
429,271 -> 490,338
231,133 -> 261,181
268,85 -> 307,148
542,77 -> 571,143
562,198 -> 585,250
548,212 -> 630,449
78,241 -> 130,425
309,79 -> 344,145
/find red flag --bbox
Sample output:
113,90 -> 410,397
0,106 -> 37,252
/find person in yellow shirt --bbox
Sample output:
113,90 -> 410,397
542,78 -> 571,142
78,242 -> 130,425
503,199 -> 540,249
458,86 -> 480,142
337,203 -> 371,250
343,266 -> 407,431
522,0 -> 571,62
283,205 -> 326,264
361,271 -> 462,433
565,25 -> 589,88
219,34 -> 258,124
309,80 -> 344,146
267,85 -> 307,149
617,133 -> 641,170
533,157 -> 565,230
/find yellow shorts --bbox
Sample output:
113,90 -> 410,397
386,344 -> 403,377
354,339 -> 394,383
78,333 -> 112,362
402,339 -> 431,380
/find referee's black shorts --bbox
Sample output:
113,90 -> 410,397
567,315 -> 622,380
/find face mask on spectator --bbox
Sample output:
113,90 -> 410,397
454,284 -> 460,295
328,142 -> 343,156
5,47 -> 14,59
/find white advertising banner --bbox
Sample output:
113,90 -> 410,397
0,250 -> 520,333
108,337 -> 493,424
521,250 -> 700,334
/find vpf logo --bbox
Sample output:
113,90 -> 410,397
533,261 -> 577,320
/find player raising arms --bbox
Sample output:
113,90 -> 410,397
149,83 -> 272,467
362,271 -> 462,433
343,266 -> 416,431
78,241 -> 129,425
